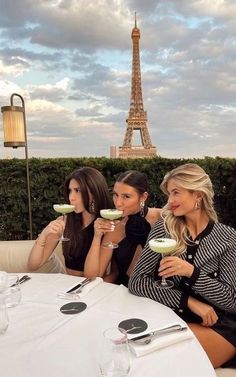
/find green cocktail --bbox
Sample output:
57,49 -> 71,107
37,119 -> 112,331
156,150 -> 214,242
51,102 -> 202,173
53,204 -> 75,241
100,209 -> 123,221
53,204 -> 75,214
149,238 -> 177,288
100,209 -> 123,249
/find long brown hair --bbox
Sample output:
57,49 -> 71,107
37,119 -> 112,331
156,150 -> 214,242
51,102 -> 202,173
63,167 -> 112,259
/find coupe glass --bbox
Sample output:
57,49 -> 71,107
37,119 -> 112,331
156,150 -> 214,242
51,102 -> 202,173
53,204 -> 75,241
149,238 -> 177,289
100,209 -> 123,249
99,327 -> 130,377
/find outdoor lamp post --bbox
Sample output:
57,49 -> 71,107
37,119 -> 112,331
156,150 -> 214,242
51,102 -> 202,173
1,93 -> 33,239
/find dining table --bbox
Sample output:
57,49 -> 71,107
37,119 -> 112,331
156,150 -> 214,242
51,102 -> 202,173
0,273 -> 217,377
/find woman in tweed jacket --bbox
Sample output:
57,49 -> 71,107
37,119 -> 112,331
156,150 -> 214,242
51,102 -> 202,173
129,163 -> 236,368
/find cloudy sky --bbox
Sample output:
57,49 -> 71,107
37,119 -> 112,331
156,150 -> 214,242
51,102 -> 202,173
0,0 -> 235,159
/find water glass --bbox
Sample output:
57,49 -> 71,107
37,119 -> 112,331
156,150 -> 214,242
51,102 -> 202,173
5,275 -> 21,308
99,327 -> 130,377
0,294 -> 9,334
0,271 -> 8,293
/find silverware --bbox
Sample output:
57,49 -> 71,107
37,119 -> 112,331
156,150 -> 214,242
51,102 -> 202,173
129,324 -> 187,345
19,275 -> 31,283
66,277 -> 95,293
11,275 -> 31,287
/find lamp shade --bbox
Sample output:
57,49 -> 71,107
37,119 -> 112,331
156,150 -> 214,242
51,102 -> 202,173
1,105 -> 26,147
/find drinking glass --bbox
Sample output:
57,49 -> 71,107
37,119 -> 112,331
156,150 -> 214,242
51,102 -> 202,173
149,238 -> 177,289
5,274 -> 21,308
99,327 -> 130,377
0,294 -> 8,335
53,204 -> 75,241
100,209 -> 123,249
0,271 -> 8,293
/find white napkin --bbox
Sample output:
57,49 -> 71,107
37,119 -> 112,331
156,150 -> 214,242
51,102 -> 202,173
58,277 -> 103,300
128,324 -> 194,357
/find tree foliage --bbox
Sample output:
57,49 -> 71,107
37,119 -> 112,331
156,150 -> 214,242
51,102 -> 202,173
0,156 -> 235,240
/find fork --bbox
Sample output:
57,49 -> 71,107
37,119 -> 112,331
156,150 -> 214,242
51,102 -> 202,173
66,277 -> 95,293
73,277 -> 96,294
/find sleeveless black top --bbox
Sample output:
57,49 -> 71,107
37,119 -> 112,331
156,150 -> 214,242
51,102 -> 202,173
113,207 -> 151,287
63,220 -> 95,271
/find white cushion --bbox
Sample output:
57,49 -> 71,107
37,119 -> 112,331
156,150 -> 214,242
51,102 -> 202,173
0,240 -> 66,274
215,368 -> 236,377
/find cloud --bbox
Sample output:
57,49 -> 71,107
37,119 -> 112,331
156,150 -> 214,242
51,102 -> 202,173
0,0 -> 235,159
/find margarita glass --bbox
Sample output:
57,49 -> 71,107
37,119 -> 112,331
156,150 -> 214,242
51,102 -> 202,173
100,209 -> 123,249
149,238 -> 177,288
53,204 -> 75,241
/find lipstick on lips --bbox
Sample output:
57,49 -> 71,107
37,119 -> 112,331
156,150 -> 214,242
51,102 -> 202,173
170,205 -> 179,211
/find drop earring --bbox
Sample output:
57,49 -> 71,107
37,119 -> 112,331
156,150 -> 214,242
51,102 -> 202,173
89,200 -> 95,213
140,201 -> 145,217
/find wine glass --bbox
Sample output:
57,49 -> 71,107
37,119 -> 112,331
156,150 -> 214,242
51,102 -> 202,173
149,238 -> 177,289
100,209 -> 123,249
53,204 -> 75,241
99,327 -> 130,377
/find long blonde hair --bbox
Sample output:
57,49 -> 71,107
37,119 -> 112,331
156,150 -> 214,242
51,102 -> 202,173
160,163 -> 218,255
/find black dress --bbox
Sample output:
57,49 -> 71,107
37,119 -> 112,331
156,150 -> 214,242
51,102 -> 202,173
113,208 -> 151,287
63,220 -> 95,271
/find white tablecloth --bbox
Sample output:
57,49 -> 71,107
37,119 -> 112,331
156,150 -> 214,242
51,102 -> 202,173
0,273 -> 217,377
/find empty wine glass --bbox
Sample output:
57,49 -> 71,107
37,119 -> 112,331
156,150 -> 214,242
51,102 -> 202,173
100,209 -> 123,249
53,204 -> 75,241
99,327 -> 130,377
149,238 -> 177,289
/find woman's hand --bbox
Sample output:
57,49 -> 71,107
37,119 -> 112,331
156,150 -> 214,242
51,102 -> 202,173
188,296 -> 218,327
41,217 -> 65,239
94,217 -> 116,237
158,256 -> 194,278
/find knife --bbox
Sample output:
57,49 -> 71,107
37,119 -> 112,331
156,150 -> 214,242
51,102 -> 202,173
11,275 -> 31,287
66,277 -> 95,293
129,324 -> 187,343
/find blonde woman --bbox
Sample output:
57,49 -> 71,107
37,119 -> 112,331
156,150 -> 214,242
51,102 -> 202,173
129,163 -> 236,369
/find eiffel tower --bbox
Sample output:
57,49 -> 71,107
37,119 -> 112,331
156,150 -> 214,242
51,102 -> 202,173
119,15 -> 157,158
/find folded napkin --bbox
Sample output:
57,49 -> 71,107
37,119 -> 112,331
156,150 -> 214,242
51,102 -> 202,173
57,277 -> 103,300
128,324 -> 193,357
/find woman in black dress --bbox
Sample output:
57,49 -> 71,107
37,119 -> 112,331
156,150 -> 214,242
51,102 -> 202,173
84,170 -> 161,285
28,167 -> 111,276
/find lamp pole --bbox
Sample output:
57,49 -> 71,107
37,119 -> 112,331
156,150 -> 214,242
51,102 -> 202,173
1,93 -> 33,239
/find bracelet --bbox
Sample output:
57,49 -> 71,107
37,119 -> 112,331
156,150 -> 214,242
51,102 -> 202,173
36,237 -> 46,248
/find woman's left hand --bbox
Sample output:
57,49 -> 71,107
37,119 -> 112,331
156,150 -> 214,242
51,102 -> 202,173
158,256 -> 194,278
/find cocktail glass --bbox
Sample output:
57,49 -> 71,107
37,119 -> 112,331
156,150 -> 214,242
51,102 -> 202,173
53,204 -> 75,241
100,209 -> 123,249
149,238 -> 177,289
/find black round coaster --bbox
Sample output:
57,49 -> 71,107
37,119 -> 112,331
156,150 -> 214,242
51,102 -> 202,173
60,302 -> 87,315
118,318 -> 148,334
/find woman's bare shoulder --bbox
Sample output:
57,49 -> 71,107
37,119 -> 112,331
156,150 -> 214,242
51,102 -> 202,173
147,207 -> 162,226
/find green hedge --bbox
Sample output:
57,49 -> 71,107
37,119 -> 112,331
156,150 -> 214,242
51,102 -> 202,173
0,156 -> 235,240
